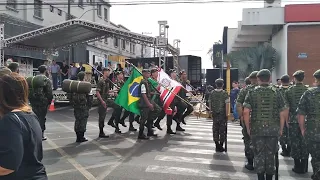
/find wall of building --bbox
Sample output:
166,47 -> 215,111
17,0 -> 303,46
241,7 -> 284,26
287,24 -> 320,85
271,28 -> 285,82
227,28 -> 237,53
3,0 -> 151,64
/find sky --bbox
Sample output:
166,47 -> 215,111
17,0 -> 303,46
110,0 -> 313,69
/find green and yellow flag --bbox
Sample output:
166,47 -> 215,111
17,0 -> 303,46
115,68 -> 157,115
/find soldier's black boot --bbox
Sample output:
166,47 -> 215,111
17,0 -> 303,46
287,145 -> 291,156
245,158 -> 254,171
301,159 -> 308,173
120,121 -> 127,127
215,141 -> 222,152
281,145 -> 289,157
107,117 -> 115,128
138,130 -> 149,140
292,159 -> 302,174
135,116 -> 141,124
147,124 -> 157,137
257,173 -> 265,180
42,131 -> 47,141
176,124 -> 185,131
219,142 -> 225,152
99,128 -> 109,138
154,119 -> 163,131
266,174 -> 273,180
167,127 -> 176,134
76,132 -> 88,143
129,123 -> 137,131
115,126 -> 121,134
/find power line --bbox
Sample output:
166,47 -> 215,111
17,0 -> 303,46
2,0 -> 319,6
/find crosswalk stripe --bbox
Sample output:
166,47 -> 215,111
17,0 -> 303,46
179,132 -> 242,138
145,165 -> 310,180
171,135 -> 243,142
183,127 -> 242,132
162,147 -> 295,160
154,155 -> 296,171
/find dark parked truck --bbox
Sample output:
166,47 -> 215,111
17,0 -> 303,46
206,68 -> 239,89
126,55 -> 202,88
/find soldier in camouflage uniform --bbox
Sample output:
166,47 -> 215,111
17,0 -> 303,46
278,74 -> 291,157
107,71 -> 127,132
29,65 -> 53,141
150,68 -> 166,131
176,70 -> 194,125
243,69 -> 288,180
284,70 -> 309,174
138,69 -> 161,139
69,72 -> 93,143
166,69 -> 183,133
96,68 -> 120,137
236,71 -> 259,170
210,78 -> 229,152
244,77 -> 251,87
0,66 -> 11,77
297,69 -> 320,180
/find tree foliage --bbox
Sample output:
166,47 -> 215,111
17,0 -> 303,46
226,44 -> 279,79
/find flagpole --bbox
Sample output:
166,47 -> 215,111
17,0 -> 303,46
87,64 -> 121,90
125,61 -> 193,108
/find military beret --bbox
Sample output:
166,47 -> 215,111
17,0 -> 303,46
280,74 -> 290,81
0,66 -> 12,77
168,69 -> 176,74
142,69 -> 150,73
249,71 -> 259,79
257,69 -> 271,78
293,70 -> 304,77
150,68 -> 158,74
215,78 -> 224,84
77,71 -> 85,78
313,69 -> 320,79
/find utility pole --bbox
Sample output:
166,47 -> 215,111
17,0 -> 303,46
67,0 -> 73,65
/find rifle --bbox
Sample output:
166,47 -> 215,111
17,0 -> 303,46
275,152 -> 279,180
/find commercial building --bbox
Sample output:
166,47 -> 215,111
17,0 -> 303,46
224,1 -> 320,85
2,0 -> 151,75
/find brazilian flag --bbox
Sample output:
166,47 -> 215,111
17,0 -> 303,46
115,68 -> 158,115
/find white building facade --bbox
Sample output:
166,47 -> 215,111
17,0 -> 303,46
3,0 -> 152,66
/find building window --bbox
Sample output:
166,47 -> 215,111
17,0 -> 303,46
7,0 -> 17,9
97,4 -> 102,17
78,0 -> 83,7
114,38 -> 118,47
132,44 -> 135,54
121,39 -> 126,50
104,37 -> 108,44
104,8 -> 108,21
87,0 -> 93,3
34,0 -> 42,18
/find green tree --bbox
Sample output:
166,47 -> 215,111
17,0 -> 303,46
227,44 -> 279,79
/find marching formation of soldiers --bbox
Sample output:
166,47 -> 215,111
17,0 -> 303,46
2,62 -> 320,180
227,68 -> 320,180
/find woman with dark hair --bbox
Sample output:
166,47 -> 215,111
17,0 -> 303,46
0,73 -> 48,179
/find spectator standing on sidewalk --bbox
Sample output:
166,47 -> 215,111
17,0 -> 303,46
230,81 -> 240,121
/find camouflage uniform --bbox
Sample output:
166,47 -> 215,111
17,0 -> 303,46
236,72 -> 258,170
69,72 -> 93,142
243,69 -> 287,180
285,70 -> 309,174
278,75 -> 291,157
297,69 -> 320,180
0,66 -> 11,77
138,70 -> 161,139
176,78 -> 194,125
210,78 -> 229,152
29,73 -> 53,136
96,74 -> 120,137
152,81 -> 166,131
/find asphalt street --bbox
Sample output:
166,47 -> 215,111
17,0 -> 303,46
43,106 -> 313,180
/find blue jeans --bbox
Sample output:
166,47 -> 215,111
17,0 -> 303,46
233,103 -> 239,119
